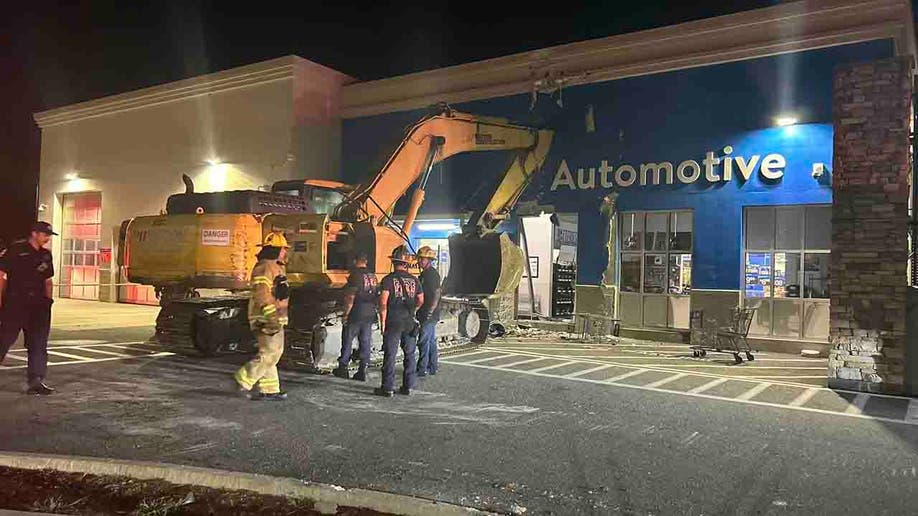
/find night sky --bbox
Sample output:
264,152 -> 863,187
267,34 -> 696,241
1,0 -> 827,242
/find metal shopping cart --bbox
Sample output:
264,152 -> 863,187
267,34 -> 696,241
690,307 -> 757,364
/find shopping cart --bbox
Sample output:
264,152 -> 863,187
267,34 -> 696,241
690,307 -> 757,364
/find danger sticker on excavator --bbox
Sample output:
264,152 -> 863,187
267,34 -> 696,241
201,229 -> 231,246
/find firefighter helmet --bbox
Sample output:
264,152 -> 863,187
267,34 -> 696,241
258,232 -> 290,248
416,246 -> 437,260
389,245 -> 412,264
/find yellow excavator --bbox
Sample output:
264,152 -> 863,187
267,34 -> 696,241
119,106 -> 553,369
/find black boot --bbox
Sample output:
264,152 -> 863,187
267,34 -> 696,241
373,387 -> 394,397
351,368 -> 367,382
331,366 -> 350,379
26,381 -> 54,396
250,391 -> 288,401
398,386 -> 411,396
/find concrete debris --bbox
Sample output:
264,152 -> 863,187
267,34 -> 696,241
509,502 -> 528,514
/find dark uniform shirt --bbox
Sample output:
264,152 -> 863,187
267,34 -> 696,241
419,266 -> 441,320
0,242 -> 54,305
346,266 -> 379,323
379,270 -> 421,328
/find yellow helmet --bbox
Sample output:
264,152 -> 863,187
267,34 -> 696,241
259,232 -> 290,248
416,246 -> 437,260
389,245 -> 412,263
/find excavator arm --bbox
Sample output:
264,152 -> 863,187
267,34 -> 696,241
336,106 -> 553,236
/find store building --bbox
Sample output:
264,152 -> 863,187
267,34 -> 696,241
32,0 -> 917,393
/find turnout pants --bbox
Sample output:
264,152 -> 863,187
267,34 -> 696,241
381,326 -> 417,392
0,302 -> 51,384
235,330 -> 284,394
338,319 -> 373,370
416,318 -> 438,375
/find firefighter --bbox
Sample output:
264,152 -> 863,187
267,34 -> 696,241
0,222 -> 57,395
233,232 -> 290,401
374,245 -> 424,397
415,246 -> 441,377
332,252 -> 378,382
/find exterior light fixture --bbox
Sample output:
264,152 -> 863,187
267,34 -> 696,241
65,172 -> 79,181
206,158 -> 221,166
774,116 -> 799,127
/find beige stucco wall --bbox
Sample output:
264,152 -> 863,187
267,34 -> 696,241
36,56 -> 353,302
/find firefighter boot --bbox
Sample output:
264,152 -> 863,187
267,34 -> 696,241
332,366 -> 350,379
351,367 -> 367,382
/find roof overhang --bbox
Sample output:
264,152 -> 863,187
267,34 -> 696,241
341,0 -> 917,118
34,56 -> 356,128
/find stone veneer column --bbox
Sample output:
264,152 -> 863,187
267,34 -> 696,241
828,57 -> 913,394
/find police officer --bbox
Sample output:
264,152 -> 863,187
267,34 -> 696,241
415,246 -> 442,377
332,252 -> 378,382
233,232 -> 290,401
0,222 -> 57,395
375,245 -> 424,397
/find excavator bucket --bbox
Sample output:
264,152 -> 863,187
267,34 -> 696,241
443,232 -> 525,297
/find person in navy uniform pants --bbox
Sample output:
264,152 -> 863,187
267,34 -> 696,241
0,222 -> 58,395
374,245 -> 424,397
332,252 -> 379,382
415,246 -> 442,377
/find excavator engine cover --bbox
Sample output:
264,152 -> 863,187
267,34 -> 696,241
443,232 -> 524,297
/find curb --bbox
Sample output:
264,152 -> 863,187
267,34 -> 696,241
0,451 -> 494,516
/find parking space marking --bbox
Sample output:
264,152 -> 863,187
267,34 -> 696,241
501,357 -> 550,369
530,361 -> 578,373
480,347 -> 822,389
736,382 -> 772,401
47,350 -> 94,362
605,369 -> 648,383
644,373 -> 688,388
688,377 -> 729,394
788,388 -> 820,407
464,354 -> 514,365
567,364 -> 615,378
1,342 -> 174,371
441,357 -> 918,426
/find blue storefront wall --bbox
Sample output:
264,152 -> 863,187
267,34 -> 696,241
342,40 -> 893,290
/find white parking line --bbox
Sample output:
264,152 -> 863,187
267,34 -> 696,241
736,383 -> 772,401
444,350 -> 494,360
529,361 -> 577,374
688,377 -> 729,394
788,388 -> 820,407
77,347 -> 131,357
644,373 -> 688,389
500,357 -> 550,369
47,350 -> 93,362
605,369 -> 648,383
4,354 -> 28,362
438,359 -> 918,426
0,352 -> 175,370
463,354 -> 513,365
845,394 -> 870,415
566,364 -> 615,378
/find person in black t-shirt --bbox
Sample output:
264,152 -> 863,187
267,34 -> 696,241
332,253 -> 378,382
0,222 -> 58,395
415,246 -> 442,377
374,245 -> 423,397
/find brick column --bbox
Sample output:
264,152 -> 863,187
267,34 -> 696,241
828,57 -> 913,394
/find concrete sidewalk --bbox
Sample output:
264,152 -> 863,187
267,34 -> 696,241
51,298 -> 158,331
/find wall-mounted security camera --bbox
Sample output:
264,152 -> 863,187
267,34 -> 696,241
812,163 -> 828,178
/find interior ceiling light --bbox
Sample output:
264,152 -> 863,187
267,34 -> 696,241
775,116 -> 799,127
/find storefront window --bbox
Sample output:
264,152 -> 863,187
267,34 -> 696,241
621,213 -> 644,251
668,254 -> 692,294
620,210 -> 693,329
645,213 -> 668,251
621,254 -> 641,293
643,254 -> 666,294
804,253 -> 830,298
670,212 -> 692,251
743,205 -> 831,339
773,252 -> 801,298
744,253 -> 771,298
